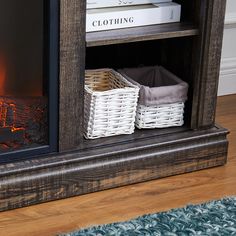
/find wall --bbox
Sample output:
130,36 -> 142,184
218,0 -> 236,96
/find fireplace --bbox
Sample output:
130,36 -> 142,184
0,0 -> 229,212
0,0 -> 58,162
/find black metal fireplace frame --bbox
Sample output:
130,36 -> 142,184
0,0 -> 59,163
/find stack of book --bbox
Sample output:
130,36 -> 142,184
86,1 -> 181,32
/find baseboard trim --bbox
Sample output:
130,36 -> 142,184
225,12 -> 236,28
219,57 -> 236,96
221,57 -> 236,75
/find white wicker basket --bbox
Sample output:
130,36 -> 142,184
84,69 -> 139,139
119,66 -> 188,129
135,102 -> 185,129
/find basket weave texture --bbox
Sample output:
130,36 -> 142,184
135,102 -> 185,129
84,69 -> 139,139
119,66 -> 188,129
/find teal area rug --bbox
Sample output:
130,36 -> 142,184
61,197 -> 236,236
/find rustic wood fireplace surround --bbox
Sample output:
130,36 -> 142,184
0,0 -> 228,211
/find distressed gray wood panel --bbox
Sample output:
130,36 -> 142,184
59,0 -> 86,151
191,0 -> 227,128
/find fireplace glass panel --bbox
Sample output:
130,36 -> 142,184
0,0 -> 54,156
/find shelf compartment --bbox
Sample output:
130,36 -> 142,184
79,126 -> 189,150
86,22 -> 199,47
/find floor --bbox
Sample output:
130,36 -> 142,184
0,95 -> 235,236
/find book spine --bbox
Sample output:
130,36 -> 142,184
86,4 -> 181,32
87,0 -> 172,9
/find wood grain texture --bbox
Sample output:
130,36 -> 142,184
79,126 -> 189,150
0,0 -> 229,214
0,95 -> 234,236
86,22 -> 199,47
0,125 -> 228,212
59,0 -> 86,151
191,0 -> 227,128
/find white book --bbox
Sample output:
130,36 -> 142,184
87,0 -> 172,9
86,3 -> 181,32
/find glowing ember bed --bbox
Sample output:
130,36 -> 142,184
0,0 -> 58,159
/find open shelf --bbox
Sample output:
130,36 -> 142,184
85,37 -> 194,148
79,126 -> 190,150
86,22 -> 199,47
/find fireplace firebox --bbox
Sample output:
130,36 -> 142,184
0,0 -> 229,212
0,0 -> 58,161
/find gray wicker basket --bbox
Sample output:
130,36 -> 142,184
119,66 -> 189,129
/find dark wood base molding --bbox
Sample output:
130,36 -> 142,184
0,125 -> 228,212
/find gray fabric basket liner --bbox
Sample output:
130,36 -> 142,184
118,66 -> 189,106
